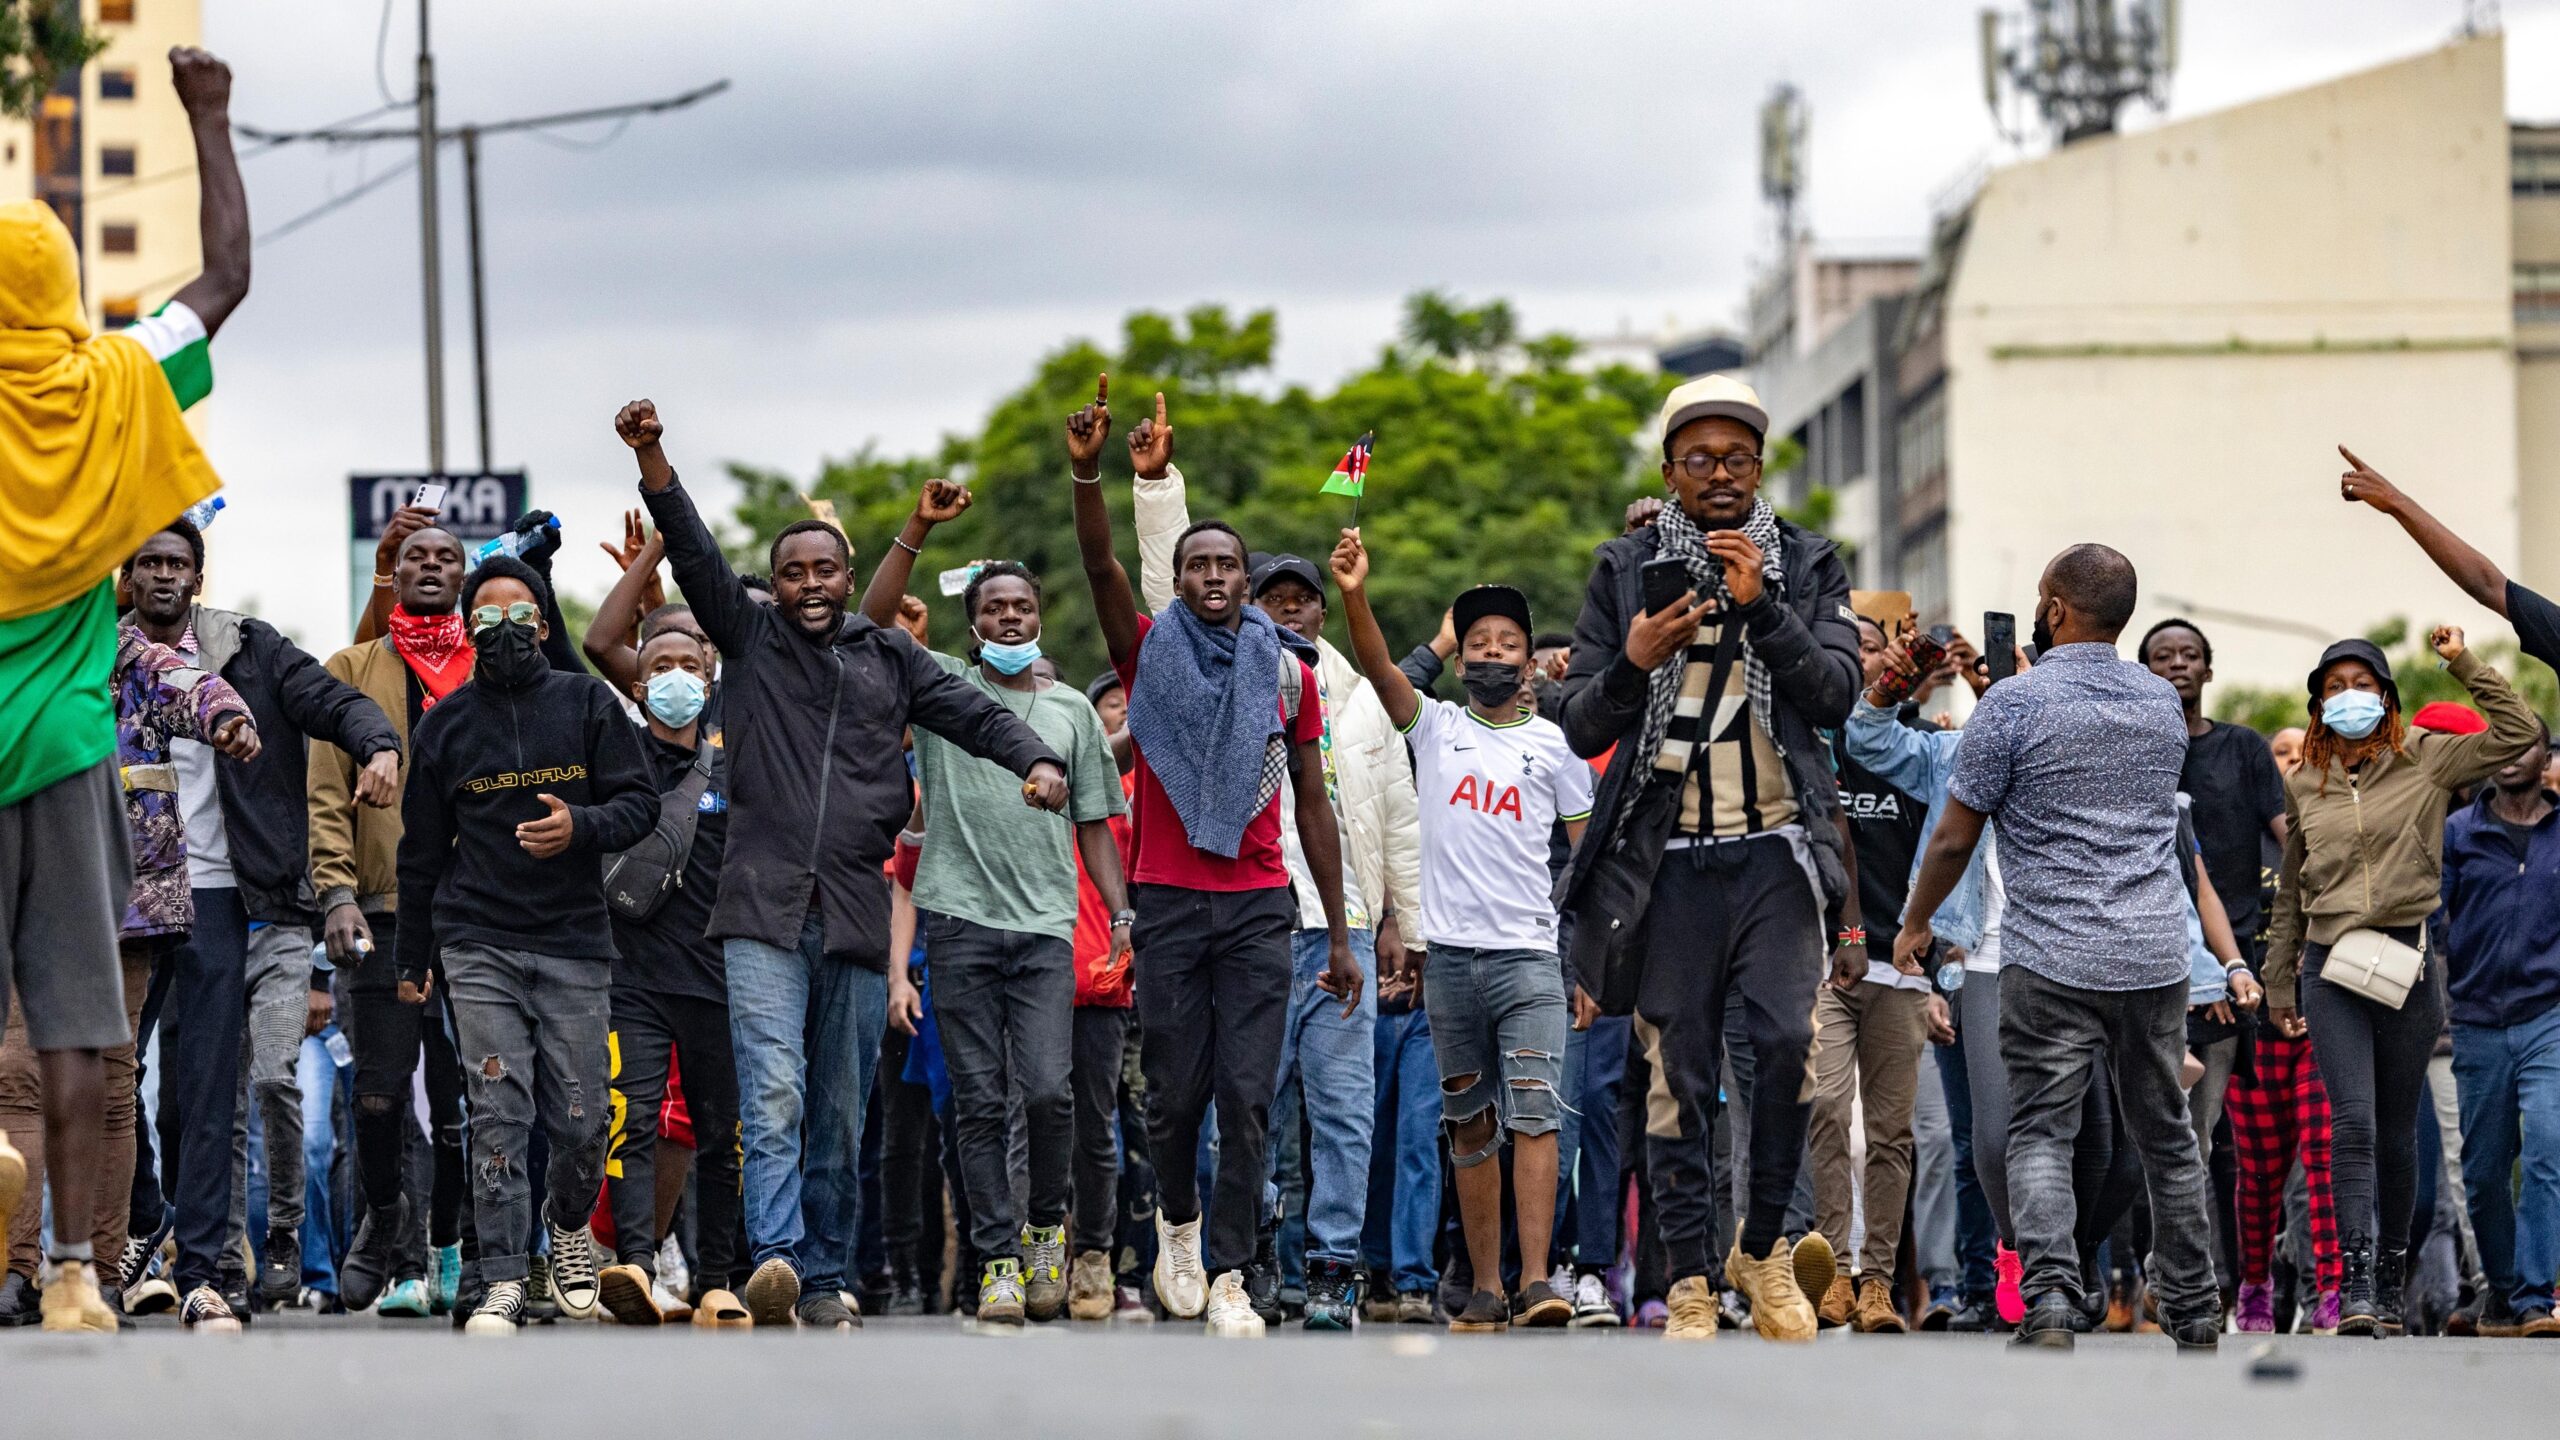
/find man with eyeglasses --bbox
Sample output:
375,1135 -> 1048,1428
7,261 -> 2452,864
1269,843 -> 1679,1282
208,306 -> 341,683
1554,374 -> 1863,1341
394,555 -> 659,1335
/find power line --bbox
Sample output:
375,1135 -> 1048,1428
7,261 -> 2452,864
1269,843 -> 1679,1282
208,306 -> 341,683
374,0 -> 407,109
232,79 -> 728,146
257,154 -> 417,245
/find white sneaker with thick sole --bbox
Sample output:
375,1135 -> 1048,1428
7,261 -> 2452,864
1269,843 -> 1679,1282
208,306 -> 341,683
1152,1210 -> 1207,1319
466,1278 -> 527,1336
1202,1270 -> 1265,1338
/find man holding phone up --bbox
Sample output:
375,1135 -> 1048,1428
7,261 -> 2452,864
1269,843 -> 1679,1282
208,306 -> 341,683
1554,376 -> 1863,1341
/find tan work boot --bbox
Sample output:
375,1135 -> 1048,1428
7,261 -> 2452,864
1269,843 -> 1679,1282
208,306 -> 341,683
1853,1274 -> 1908,1333
40,1260 -> 118,1334
1663,1275 -> 1719,1340
1067,1250 -> 1114,1321
1817,1272 -> 1855,1328
1726,1238 -> 1818,1342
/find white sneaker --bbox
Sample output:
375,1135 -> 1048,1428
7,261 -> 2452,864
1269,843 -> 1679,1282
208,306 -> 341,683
466,1278 -> 527,1336
547,1223 -> 601,1320
655,1233 -> 691,1300
1570,1271 -> 1623,1328
1202,1270 -> 1265,1337
1152,1210 -> 1207,1320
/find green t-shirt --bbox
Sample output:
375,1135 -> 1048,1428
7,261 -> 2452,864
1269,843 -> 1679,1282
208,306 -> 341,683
911,652 -> 1126,941
0,302 -> 212,810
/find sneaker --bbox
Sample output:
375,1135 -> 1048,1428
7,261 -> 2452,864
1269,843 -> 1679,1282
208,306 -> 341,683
796,1290 -> 860,1330
655,1234 -> 690,1302
1632,1298 -> 1668,1329
115,1207 -> 170,1294
1719,1289 -> 1752,1330
691,1288 -> 752,1329
1112,1283 -> 1154,1323
1304,1258 -> 1357,1331
0,1269 -> 38,1327
1068,1250 -> 1114,1321
253,1227 -> 302,1312
1918,1294 -> 1958,1331
743,1257 -> 802,1326
2167,1310 -> 2220,1352
1817,1272 -> 1855,1329
1993,1244 -> 2025,1327
1854,1274 -> 1908,1333
979,1259 -> 1027,1326
546,1223 -> 601,1320
1663,1275 -> 1718,1340
122,1272 -> 178,1316
597,1263 -> 663,1326
2236,1280 -> 2274,1333
1021,1223 -> 1068,1321
1944,1297 -> 2000,1332
1571,1271 -> 1623,1328
1792,1231 -> 1838,1314
377,1277 -> 433,1317
1243,1221 -> 1283,1325
180,1284 -> 242,1333
2311,1288 -> 2342,1334
1724,1237 -> 1818,1342
1515,1277 -> 1572,1328
1151,1210 -> 1207,1320
465,1278 -> 527,1336
525,1252 -> 561,1324
2011,1291 -> 2077,1350
340,1197 -> 405,1313
40,1261 -> 119,1333
653,1281 -> 693,1323
1397,1289 -> 1437,1325
431,1243 -> 462,1316
883,1274 -> 927,1317
1363,1273 -> 1402,1325
2518,1306 -> 2560,1337
1448,1287 -> 1510,1333
1203,1270 -> 1265,1337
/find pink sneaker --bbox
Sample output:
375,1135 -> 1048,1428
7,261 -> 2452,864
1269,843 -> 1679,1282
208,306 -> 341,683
2236,1281 -> 2274,1333
2311,1289 -> 2341,1333
1994,1245 -> 2026,1327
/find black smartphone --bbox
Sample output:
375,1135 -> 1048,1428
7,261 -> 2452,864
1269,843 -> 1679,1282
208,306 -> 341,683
1983,612 -> 2017,684
1640,557 -> 1692,615
1928,623 -> 1954,646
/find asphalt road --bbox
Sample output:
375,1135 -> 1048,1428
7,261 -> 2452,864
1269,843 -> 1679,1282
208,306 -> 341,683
10,1314 -> 2551,1438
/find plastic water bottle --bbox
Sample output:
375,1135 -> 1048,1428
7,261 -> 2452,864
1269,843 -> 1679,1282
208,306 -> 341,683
474,515 -> 559,564
1936,961 -> 1967,994
322,1027 -> 353,1070
182,495 -> 225,529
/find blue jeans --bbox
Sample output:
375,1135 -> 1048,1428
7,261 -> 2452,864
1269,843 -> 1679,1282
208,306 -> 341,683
726,908 -> 888,1294
1362,1008 -> 1441,1293
1559,1015 -> 1629,1268
1935,1024 -> 1998,1301
1270,927 -> 1376,1268
2453,1001 -> 2560,1314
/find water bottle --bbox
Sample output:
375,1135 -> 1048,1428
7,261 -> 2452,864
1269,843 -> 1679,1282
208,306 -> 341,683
474,514 -> 559,564
322,1027 -> 354,1069
182,495 -> 226,529
1936,960 -> 1967,994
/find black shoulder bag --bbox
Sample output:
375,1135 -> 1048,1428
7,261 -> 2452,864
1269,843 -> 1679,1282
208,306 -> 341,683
602,744 -> 716,923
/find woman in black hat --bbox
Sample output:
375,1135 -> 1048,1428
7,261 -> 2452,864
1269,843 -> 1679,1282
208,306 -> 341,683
2262,627 -> 2539,1335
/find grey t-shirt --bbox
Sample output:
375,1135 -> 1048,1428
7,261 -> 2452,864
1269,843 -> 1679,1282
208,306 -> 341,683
1946,642 -> 2190,991
911,653 -> 1126,942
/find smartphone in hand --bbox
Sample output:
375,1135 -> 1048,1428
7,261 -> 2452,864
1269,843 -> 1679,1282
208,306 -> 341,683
1640,557 -> 1692,615
1983,612 -> 2017,684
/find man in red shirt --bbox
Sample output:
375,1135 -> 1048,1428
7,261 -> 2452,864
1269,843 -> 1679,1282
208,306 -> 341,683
1067,378 -> 1357,1337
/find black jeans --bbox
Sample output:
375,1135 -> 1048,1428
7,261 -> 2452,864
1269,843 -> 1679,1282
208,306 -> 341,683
1128,883 -> 1292,1275
131,887 -> 248,1294
347,913 -> 467,1269
1634,835 -> 1822,1273
926,911 -> 1076,1265
2302,933 -> 2442,1254
876,1020 -> 943,1283
1071,1006 -> 1129,1257
607,984 -> 743,1294
1998,965 -> 2216,1322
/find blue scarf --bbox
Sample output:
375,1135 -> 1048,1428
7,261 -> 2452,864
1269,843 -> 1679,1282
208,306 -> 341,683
1127,599 -> 1289,859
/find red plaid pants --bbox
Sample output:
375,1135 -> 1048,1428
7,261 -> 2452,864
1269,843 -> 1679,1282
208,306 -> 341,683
2226,1029 -> 2341,1290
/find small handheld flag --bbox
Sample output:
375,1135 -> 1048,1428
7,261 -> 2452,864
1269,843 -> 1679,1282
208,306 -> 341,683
1319,432 -> 1373,499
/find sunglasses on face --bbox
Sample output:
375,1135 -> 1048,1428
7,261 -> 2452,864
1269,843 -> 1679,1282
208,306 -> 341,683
470,602 -> 539,634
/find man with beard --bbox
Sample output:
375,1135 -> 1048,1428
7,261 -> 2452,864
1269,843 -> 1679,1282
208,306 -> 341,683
620,399 -> 1067,1330
396,557 -> 658,1334
120,520 -> 400,1317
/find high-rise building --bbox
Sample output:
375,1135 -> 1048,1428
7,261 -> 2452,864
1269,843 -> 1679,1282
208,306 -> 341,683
0,0 -> 205,333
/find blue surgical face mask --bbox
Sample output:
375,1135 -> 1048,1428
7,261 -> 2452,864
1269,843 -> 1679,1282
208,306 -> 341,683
2321,687 -> 2386,740
645,670 -> 707,727
976,627 -> 1043,676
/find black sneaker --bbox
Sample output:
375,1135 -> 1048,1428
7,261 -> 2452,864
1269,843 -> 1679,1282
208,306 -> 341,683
2337,1242 -> 2381,1338
2167,1311 -> 2220,1352
1303,1258 -> 1357,1332
1945,1296 -> 2001,1332
796,1290 -> 860,1330
1244,1221 -> 1284,1326
1515,1278 -> 1572,1328
340,1197 -> 406,1312
2374,1247 -> 2407,1336
0,1270 -> 37,1327
1449,1289 -> 1510,1333
254,1227 -> 302,1312
2011,1291 -> 2077,1350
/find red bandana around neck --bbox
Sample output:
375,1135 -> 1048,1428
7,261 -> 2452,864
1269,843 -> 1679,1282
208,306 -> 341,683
386,604 -> 472,707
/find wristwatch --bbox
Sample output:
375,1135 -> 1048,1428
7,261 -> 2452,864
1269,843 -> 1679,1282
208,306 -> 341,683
1110,908 -> 1136,930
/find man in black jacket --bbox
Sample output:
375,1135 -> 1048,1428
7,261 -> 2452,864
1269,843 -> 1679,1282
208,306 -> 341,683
617,399 -> 1068,1330
1554,375 -> 1862,1342
120,521 -> 401,1315
396,556 -> 659,1335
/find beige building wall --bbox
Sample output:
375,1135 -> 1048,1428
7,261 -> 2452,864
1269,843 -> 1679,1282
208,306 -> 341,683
1944,37 -> 2519,694
0,0 -> 205,332
2519,128 -> 2560,592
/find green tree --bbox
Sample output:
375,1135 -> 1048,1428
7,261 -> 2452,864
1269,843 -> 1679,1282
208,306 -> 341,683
0,1 -> 103,121
724,298 -> 1680,683
2210,615 -> 2558,735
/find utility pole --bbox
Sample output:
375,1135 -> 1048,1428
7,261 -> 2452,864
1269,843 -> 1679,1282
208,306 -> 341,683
463,125 -> 490,473
415,0 -> 446,475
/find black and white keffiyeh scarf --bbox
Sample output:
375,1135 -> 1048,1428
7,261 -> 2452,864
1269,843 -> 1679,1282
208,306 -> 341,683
1620,495 -> 1788,821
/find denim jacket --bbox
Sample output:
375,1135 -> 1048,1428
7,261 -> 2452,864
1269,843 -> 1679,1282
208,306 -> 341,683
1841,697 -> 1988,953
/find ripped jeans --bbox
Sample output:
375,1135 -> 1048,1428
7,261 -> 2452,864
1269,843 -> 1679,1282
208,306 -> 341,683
441,942 -> 613,1284
1421,944 -> 1567,1164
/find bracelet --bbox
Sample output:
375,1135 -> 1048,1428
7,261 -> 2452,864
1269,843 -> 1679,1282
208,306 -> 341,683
372,573 -> 395,588
1834,927 -> 1867,949
893,536 -> 922,555
1110,909 -> 1136,929
1071,470 -> 1101,486
2222,956 -> 2251,972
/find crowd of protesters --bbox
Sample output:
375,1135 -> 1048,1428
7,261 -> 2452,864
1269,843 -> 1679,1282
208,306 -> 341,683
3,48 -> 2557,1346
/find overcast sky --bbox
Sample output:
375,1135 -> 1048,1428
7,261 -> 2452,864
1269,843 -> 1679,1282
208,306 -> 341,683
188,0 -> 2560,646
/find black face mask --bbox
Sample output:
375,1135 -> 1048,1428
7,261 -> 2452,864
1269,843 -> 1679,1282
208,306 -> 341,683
2029,601 -> 2055,656
1462,661 -> 1524,710
472,619 -> 547,691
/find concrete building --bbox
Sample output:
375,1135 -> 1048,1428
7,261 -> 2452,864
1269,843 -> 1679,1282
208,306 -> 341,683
0,0 -> 205,333
1748,246 -> 1921,591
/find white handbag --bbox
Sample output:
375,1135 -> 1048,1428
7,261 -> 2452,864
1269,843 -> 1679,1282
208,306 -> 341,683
2321,928 -> 2425,1010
